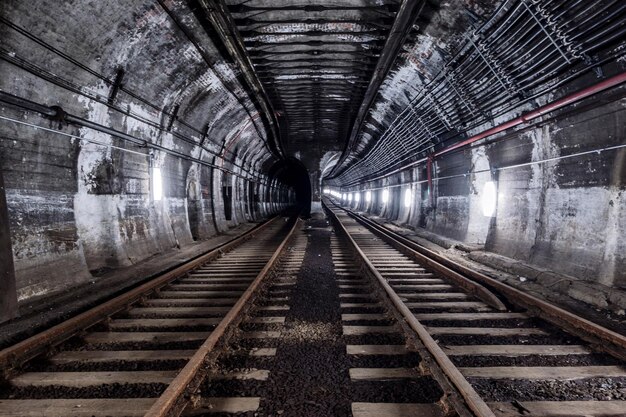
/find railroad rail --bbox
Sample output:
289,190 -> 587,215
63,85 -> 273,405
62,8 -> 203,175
1,202 -> 625,417
324,198 -> 626,417
0,214 -> 302,417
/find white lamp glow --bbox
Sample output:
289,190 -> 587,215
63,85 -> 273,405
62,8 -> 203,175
404,189 -> 412,208
382,189 -> 389,203
481,181 -> 497,217
355,193 -> 360,202
151,167 -> 163,201
365,191 -> 371,202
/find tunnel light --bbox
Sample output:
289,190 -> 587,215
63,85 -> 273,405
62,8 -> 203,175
382,189 -> 389,204
347,193 -> 352,202
365,191 -> 371,202
323,188 -> 330,195
481,181 -> 497,217
355,193 -> 360,202
151,167 -> 163,201
342,193 -> 347,200
404,189 -> 412,208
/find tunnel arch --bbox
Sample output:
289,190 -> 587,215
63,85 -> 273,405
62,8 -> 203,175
268,158 -> 312,216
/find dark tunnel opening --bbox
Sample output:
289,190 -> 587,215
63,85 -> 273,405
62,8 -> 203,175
269,158 -> 312,216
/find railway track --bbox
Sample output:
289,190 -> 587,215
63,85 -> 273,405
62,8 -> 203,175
325,198 -> 626,417
0,202 -> 624,417
0,215 -> 301,417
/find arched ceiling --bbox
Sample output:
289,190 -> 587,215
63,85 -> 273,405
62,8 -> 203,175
1,0 -> 624,192
203,0 -> 625,189
212,0 -> 425,173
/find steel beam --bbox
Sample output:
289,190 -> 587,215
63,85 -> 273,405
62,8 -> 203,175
329,0 -> 426,177
192,0 -> 284,158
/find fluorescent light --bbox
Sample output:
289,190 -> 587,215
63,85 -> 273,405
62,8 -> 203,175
347,193 -> 352,202
365,191 -> 371,202
481,181 -> 497,217
382,189 -> 389,203
151,167 -> 163,201
404,189 -> 412,208
355,193 -> 360,202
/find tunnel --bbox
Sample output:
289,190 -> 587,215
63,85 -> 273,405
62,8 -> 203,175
268,158 -> 313,216
0,1 -> 625,416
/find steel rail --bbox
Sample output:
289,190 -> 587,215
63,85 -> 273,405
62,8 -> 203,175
145,216 -> 303,417
335,202 -> 626,361
0,215 -> 282,377
323,199 -> 496,417
343,212 -> 506,311
323,201 -> 506,310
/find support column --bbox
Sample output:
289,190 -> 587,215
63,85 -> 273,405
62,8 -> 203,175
0,168 -> 17,323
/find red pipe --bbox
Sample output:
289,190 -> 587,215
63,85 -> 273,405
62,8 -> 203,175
433,71 -> 626,158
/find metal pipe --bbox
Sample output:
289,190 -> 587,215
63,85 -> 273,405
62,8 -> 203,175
435,70 -> 626,158
340,70 -> 626,187
0,93 -> 271,183
330,0 -> 427,176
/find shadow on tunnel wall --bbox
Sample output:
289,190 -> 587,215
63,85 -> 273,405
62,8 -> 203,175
268,158 -> 312,217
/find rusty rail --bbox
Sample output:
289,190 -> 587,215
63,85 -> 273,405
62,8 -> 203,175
324,200 -> 496,417
0,215 -> 282,375
326,200 -> 506,311
144,216 -> 303,417
335,201 -> 626,360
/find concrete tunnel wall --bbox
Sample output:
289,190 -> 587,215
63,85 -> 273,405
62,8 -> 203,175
0,0 -> 624,322
341,82 -> 626,314
0,0 -> 294,305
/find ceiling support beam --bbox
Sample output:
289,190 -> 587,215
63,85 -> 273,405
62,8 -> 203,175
191,0 -> 284,157
329,0 -> 426,177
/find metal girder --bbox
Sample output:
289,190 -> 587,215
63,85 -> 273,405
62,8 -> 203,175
234,18 -> 394,28
329,0 -> 426,178
228,4 -> 398,14
252,57 -> 378,65
191,0 -> 284,157
245,39 -> 386,48
240,29 -> 388,37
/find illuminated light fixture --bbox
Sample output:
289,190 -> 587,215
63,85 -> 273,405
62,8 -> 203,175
382,188 -> 389,203
347,193 -> 352,202
365,191 -> 371,202
404,189 -> 412,208
342,193 -> 347,200
151,167 -> 163,201
323,188 -> 330,194
355,193 -> 360,202
481,181 -> 497,217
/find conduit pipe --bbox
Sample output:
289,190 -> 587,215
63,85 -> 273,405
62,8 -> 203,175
433,70 -> 626,159
342,70 -> 626,192
0,92 -> 272,183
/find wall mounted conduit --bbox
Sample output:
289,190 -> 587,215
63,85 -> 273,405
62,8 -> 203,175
0,92 -> 280,185
337,70 -> 626,191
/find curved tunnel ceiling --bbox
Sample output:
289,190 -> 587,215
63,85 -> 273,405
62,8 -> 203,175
329,0 -> 626,186
209,0 -> 625,190
219,0 -> 408,169
0,0 -> 624,196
